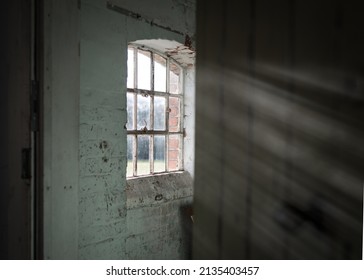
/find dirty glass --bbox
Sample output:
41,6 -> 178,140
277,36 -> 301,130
154,54 -> 166,92
169,63 -> 181,94
154,96 -> 166,130
126,135 -> 133,177
127,48 -> 134,88
137,50 -> 151,90
126,93 -> 134,130
137,95 -> 150,130
168,96 -> 180,132
137,135 -> 150,175
154,135 -> 165,173
168,134 -> 181,171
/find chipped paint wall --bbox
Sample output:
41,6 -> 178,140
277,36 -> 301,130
79,0 -> 126,259
109,0 -> 195,39
126,172 -> 193,259
79,0 -> 195,259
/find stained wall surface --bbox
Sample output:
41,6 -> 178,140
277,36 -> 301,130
78,0 -> 195,259
1,0 -> 195,260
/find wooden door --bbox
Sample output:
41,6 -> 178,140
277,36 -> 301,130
0,0 -> 32,259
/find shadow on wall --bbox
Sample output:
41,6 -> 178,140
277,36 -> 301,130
194,60 -> 364,259
125,172 -> 193,259
179,203 -> 194,259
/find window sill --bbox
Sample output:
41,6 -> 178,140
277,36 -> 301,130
126,171 -> 193,210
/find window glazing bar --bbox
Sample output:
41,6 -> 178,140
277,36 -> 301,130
165,59 -> 170,171
150,52 -> 154,174
133,47 -> 138,176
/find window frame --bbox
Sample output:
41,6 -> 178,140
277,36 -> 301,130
126,44 -> 185,178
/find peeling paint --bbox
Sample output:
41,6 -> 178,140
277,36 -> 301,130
79,0 -> 195,260
133,39 -> 195,68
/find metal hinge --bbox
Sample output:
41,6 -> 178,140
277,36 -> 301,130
31,80 -> 39,132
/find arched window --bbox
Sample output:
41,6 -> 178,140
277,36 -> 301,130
126,44 -> 184,177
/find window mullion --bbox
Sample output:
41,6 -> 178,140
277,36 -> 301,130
134,47 -> 137,90
133,47 -> 138,132
150,52 -> 154,174
133,47 -> 138,176
165,59 -> 170,172
133,135 -> 137,176
133,93 -> 137,176
179,67 -> 184,170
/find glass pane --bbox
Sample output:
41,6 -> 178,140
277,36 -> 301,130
127,135 -> 134,177
154,54 -> 166,92
137,50 -> 151,90
154,136 -> 165,173
137,95 -> 150,130
168,135 -> 181,171
168,96 -> 180,132
126,93 -> 134,130
169,63 -> 181,94
154,96 -> 166,130
137,135 -> 150,175
127,48 -> 134,88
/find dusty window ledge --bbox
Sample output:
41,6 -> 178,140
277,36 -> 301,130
126,171 -> 193,210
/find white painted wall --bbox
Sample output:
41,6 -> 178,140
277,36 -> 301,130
184,68 -> 196,176
43,0 -> 195,260
78,0 -> 127,259
109,0 -> 195,38
78,0 -> 195,259
43,0 -> 80,259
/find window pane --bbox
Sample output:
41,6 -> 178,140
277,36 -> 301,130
168,96 -> 180,132
168,135 -> 181,171
127,93 -> 134,130
127,46 -> 185,178
127,135 -> 134,177
154,96 -> 166,130
137,135 -> 150,175
137,95 -> 150,130
137,50 -> 151,90
169,63 -> 181,94
127,48 -> 134,88
154,54 -> 166,92
154,136 -> 165,173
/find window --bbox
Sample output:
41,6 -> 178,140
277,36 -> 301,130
126,44 -> 184,177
